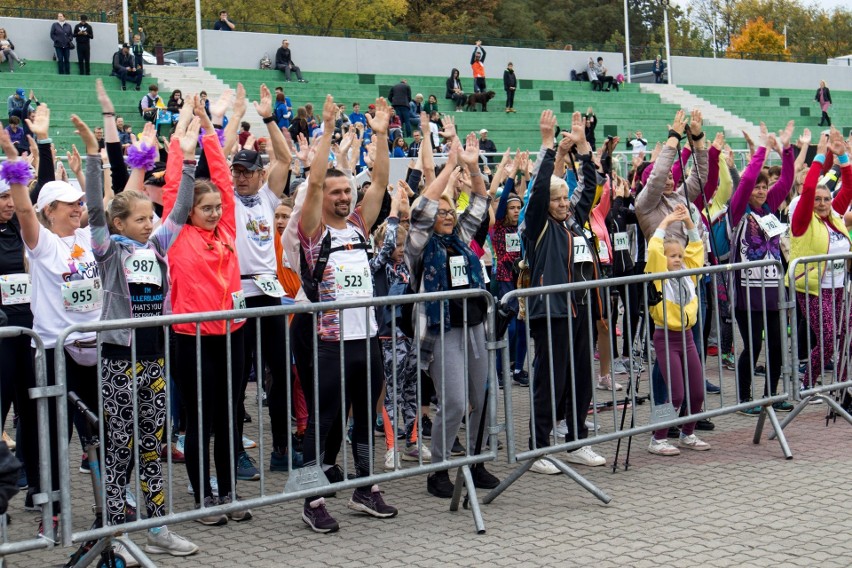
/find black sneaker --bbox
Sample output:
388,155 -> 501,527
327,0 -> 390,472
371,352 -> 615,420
125,504 -> 137,523
302,497 -> 339,533
427,471 -> 454,498
695,418 -> 715,431
420,415 -> 432,440
347,485 -> 398,518
243,413 -> 252,423
450,437 -> 466,456
24,487 -> 38,511
324,464 -> 345,484
513,370 -> 530,387
471,465 -> 499,489
754,365 -> 766,376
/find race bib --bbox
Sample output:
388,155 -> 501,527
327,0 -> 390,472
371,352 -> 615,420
505,232 -> 521,253
61,278 -> 102,312
0,274 -> 31,305
334,266 -> 373,297
232,290 -> 247,323
124,249 -> 162,286
752,212 -> 786,239
598,241 -> 610,263
574,240 -> 593,263
613,232 -> 629,252
449,256 -> 469,287
252,274 -> 285,298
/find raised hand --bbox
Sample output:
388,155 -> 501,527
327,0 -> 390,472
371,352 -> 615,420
459,132 -> 480,168
669,109 -> 687,135
254,84 -> 273,118
0,128 -> 17,160
828,127 -> 846,156
816,130 -> 828,156
366,97 -> 389,136
778,120 -> 795,148
757,122 -> 770,148
688,108 -> 703,137
712,132 -> 725,150
232,83 -> 247,120
95,79 -> 115,114
177,116 -> 201,159
723,144 -> 735,168
797,128 -> 812,148
70,114 -> 99,155
209,88 -> 233,123
66,144 -> 82,173
438,114 -> 456,140
539,109 -> 557,146
26,104 -> 50,140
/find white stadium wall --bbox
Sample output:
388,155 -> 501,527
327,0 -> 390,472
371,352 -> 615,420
670,55 -> 852,90
0,16 -> 119,64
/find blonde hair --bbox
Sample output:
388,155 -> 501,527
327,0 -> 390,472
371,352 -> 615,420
373,219 -> 408,249
549,176 -> 568,197
107,190 -> 150,235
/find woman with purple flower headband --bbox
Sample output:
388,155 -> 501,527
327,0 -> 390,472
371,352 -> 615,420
728,120 -> 796,415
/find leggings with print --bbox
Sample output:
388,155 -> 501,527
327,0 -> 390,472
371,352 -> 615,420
798,288 -> 850,387
101,357 -> 167,525
381,335 -> 419,449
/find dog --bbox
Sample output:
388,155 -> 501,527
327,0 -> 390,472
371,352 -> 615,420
465,90 -> 496,112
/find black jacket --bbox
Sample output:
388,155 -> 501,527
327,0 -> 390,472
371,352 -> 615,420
388,82 -> 412,107
112,50 -> 135,72
503,69 -> 517,91
522,148 -> 597,320
815,87 -> 832,105
275,47 -> 294,67
50,21 -> 73,49
446,77 -> 463,99
73,22 -> 93,43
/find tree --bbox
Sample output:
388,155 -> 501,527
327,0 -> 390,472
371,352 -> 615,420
726,16 -> 788,60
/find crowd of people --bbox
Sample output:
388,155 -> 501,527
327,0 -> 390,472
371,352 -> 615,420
0,59 -> 850,566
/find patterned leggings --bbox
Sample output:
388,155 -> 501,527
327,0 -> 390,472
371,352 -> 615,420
101,357 -> 167,525
798,288 -> 850,387
381,336 -> 419,448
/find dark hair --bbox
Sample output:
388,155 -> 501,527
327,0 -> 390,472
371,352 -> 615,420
219,10 -> 227,15
80,14 -> 88,21
7,116 -> 19,125
756,172 -> 770,187
241,121 -> 250,131
450,68 -> 460,78
767,165 -> 782,178
276,92 -> 285,102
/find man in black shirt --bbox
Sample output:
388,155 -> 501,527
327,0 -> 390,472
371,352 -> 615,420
111,44 -> 142,91
275,39 -> 306,83
213,11 -> 235,31
388,79 -> 412,138
73,14 -> 93,75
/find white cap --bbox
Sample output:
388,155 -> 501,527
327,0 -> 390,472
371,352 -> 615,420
35,181 -> 84,212
479,129 -> 488,135
0,179 -> 9,194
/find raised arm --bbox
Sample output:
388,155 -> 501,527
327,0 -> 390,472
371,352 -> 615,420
70,115 -> 108,255
729,122 -> 771,226
254,84 -> 291,197
636,109 -> 687,216
765,121 -> 796,212
523,110 -> 558,241
361,97 -> 390,229
299,95 -> 337,240
0,129 -> 38,248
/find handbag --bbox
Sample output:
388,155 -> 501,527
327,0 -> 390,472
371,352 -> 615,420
69,40 -> 75,50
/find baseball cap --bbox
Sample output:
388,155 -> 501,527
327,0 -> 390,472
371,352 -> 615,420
479,129 -> 488,134
36,181 -> 84,212
368,104 -> 376,110
232,149 -> 262,171
15,88 -> 24,97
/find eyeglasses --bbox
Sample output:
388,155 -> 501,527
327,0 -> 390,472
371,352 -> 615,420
437,209 -> 456,219
197,204 -> 223,215
231,168 -> 257,180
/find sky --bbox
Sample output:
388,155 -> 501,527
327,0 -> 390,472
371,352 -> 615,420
670,0 -> 848,10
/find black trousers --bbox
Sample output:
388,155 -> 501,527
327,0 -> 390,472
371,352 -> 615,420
300,335 -> 383,486
0,313 -> 37,491
735,309 -> 782,402
505,89 -> 515,109
241,294 -> 291,450
76,42 -> 90,75
529,306 -> 593,450
176,329 -> 245,503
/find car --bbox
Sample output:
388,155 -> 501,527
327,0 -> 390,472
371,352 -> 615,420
164,49 -> 199,67
141,50 -> 178,67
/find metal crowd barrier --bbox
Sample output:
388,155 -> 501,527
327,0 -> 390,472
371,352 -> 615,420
50,288 -> 498,566
771,251 -> 852,436
484,259 -> 793,506
0,326 -> 56,562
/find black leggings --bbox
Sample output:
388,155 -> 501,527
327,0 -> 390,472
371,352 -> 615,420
735,309 -> 782,402
0,315 -> 38,491
300,335 -> 383,488
241,295 -> 291,451
176,329 -> 245,502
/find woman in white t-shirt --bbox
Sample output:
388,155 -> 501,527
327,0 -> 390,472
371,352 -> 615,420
3,104 -> 101,534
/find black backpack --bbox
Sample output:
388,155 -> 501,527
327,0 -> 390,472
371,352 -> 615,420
298,228 -> 371,303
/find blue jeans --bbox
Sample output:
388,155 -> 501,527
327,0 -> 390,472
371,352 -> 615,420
55,47 -> 70,74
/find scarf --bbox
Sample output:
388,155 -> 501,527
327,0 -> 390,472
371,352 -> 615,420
110,234 -> 148,249
236,192 -> 261,208
421,231 -> 484,332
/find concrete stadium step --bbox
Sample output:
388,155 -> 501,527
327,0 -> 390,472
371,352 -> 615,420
640,83 -> 757,141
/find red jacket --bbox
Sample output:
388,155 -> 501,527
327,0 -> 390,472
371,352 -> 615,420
163,133 -> 245,336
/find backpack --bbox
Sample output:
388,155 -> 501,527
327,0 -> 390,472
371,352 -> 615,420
139,95 -> 158,121
259,53 -> 272,70
298,228 -> 370,303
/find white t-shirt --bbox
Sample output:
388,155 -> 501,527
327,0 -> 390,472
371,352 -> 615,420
27,226 -> 101,349
822,229 -> 849,288
235,184 -> 281,298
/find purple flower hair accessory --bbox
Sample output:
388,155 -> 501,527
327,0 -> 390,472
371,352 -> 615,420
0,160 -> 33,185
126,142 -> 158,171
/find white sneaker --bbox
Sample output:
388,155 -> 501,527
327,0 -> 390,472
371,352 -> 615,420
679,433 -> 711,451
611,358 -> 628,375
648,437 -> 681,456
585,420 -> 601,432
401,444 -> 432,462
242,435 -> 257,449
551,419 -> 569,438
565,446 -> 606,466
112,541 -> 141,567
187,476 -> 219,498
596,375 -> 624,391
125,486 -> 137,508
530,458 -> 561,475
383,449 -> 397,471
144,526 -> 200,556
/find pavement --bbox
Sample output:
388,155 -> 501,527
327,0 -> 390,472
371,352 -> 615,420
3,355 -> 851,568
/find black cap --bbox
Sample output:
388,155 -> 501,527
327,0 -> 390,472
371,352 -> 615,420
232,149 -> 262,171
122,43 -> 130,49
